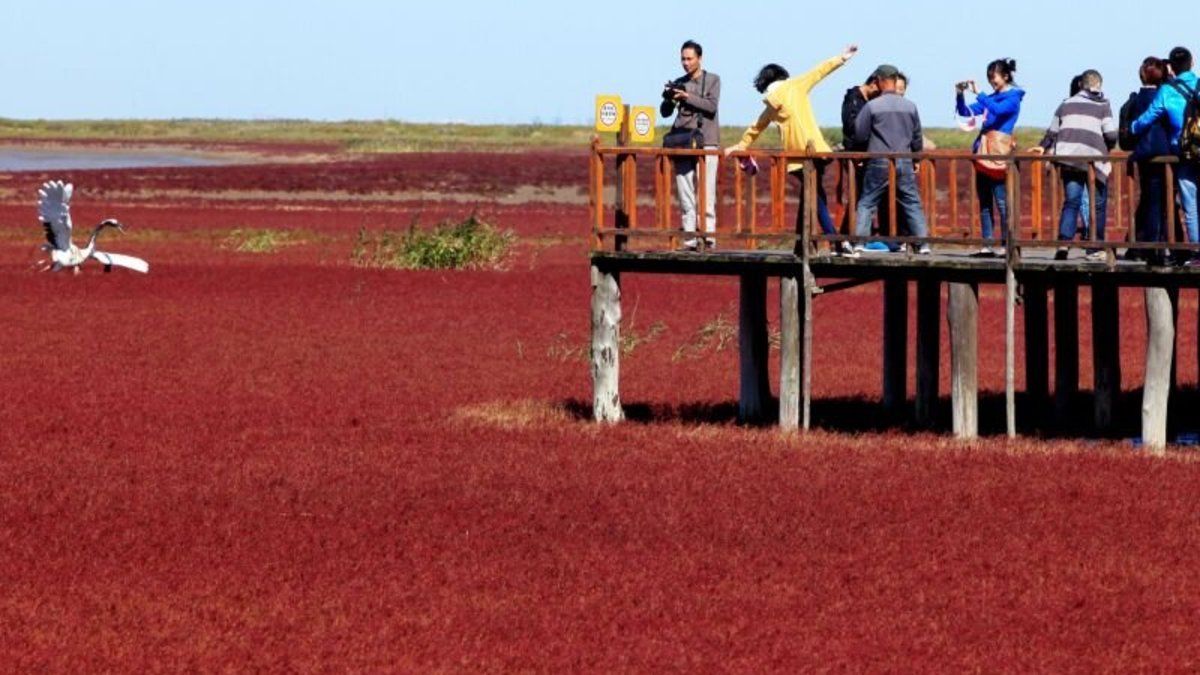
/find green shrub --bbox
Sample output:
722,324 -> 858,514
353,215 -> 514,270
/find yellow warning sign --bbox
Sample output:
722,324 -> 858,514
594,95 -> 624,132
629,106 -> 655,143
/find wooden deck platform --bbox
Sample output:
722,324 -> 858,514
589,247 -> 1194,451
592,246 -> 1200,287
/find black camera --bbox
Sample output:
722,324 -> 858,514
663,81 -> 686,97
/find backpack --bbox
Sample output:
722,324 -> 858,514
1168,80 -> 1200,162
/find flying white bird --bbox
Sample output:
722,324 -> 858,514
36,180 -> 149,274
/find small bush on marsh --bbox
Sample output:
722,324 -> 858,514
352,214 -> 514,270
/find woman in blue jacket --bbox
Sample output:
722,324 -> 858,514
1121,57 -> 1172,263
956,58 -> 1025,256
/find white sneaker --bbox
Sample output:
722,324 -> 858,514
994,246 -> 1006,256
971,246 -> 995,257
838,241 -> 856,256
681,238 -> 699,251
704,237 -> 717,250
916,244 -> 932,255
1085,250 -> 1106,261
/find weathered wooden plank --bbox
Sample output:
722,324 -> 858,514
1092,280 -> 1121,433
883,278 -> 909,420
915,279 -> 941,428
590,265 -> 624,423
1143,287 -> 1174,452
1054,282 -> 1080,430
948,283 -> 979,439
738,274 -> 771,424
779,275 -> 801,430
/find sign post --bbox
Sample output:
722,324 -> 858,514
614,104 -> 632,251
596,97 -> 656,252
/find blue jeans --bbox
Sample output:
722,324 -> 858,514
1058,170 -> 1107,251
976,172 -> 1007,243
1178,163 -> 1199,243
855,159 -> 927,239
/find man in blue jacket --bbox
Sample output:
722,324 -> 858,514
1131,46 -> 1199,261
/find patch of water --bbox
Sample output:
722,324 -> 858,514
0,148 -> 241,171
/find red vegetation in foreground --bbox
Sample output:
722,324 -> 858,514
2,150 -> 1200,671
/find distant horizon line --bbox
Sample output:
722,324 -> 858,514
0,117 -> 1055,132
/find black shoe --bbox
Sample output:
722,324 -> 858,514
1054,247 -> 1069,261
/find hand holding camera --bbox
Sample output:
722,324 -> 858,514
955,80 -> 978,94
663,80 -> 688,101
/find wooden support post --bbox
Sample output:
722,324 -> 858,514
590,264 -> 624,422
1169,288 -> 1179,394
1196,289 -> 1200,389
948,283 -> 979,439
614,105 -> 632,252
883,278 -> 909,420
1023,281 -> 1050,430
1092,281 -> 1121,434
949,160 -> 959,234
779,275 -> 802,430
591,138 -> 604,250
915,279 -> 941,428
1005,265 -> 1017,438
1054,282 -> 1080,432
738,274 -> 771,424
1144,287 -> 1174,452
802,266 -> 815,431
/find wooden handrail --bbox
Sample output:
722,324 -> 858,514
589,143 -> 1184,254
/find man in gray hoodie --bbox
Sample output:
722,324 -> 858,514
851,65 -> 930,254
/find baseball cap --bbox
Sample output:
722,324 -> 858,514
872,64 -> 900,80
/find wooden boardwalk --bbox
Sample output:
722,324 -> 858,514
587,145 -> 1197,451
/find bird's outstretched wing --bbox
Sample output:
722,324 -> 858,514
92,251 -> 150,273
37,181 -> 74,251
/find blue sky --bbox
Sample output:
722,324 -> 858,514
0,0 -> 1193,130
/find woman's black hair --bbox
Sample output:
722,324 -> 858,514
754,63 -> 790,94
1069,74 -> 1084,96
986,58 -> 1017,84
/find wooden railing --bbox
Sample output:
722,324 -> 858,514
589,138 -> 1190,258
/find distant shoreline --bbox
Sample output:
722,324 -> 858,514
0,119 -> 1053,152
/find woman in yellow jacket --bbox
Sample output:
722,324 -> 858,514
726,45 -> 858,255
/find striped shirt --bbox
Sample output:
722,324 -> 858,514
1039,89 -> 1118,181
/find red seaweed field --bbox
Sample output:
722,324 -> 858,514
2,146 -> 1200,671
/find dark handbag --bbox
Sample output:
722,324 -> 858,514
663,127 -> 705,149
663,72 -> 708,149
